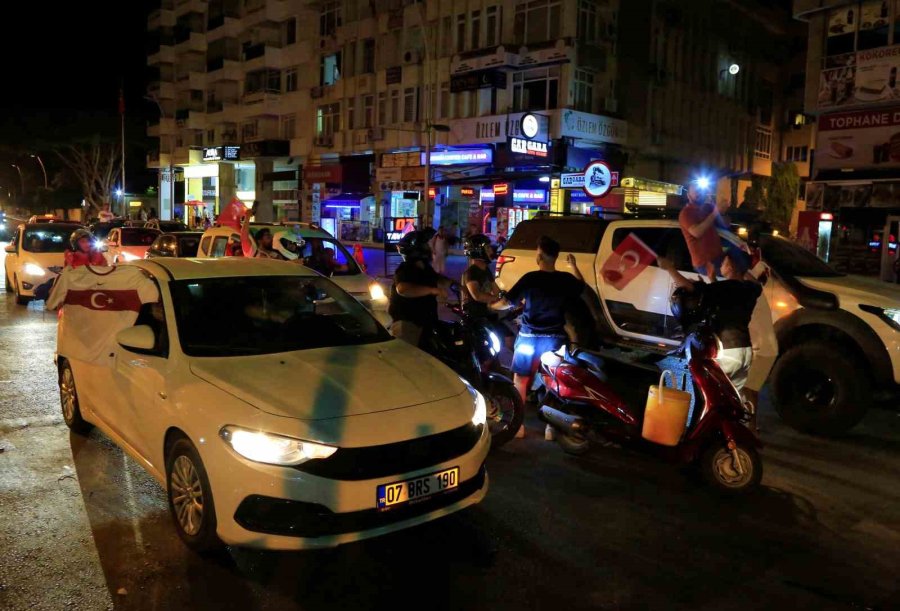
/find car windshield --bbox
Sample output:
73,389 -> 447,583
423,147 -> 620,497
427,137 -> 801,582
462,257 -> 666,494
170,276 -> 392,356
91,223 -> 121,240
176,235 -> 200,257
121,228 -> 159,246
299,237 -> 361,276
760,235 -> 843,278
159,221 -> 188,232
22,226 -> 74,253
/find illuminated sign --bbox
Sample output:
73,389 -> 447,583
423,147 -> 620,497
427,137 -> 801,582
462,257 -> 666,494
423,148 -> 493,165
428,187 -> 436,198
460,187 -> 476,197
493,183 -> 509,195
513,189 -> 547,203
509,136 -> 549,157
560,173 -> 585,189
582,160 -> 614,198
203,146 -> 241,162
203,147 -> 222,162
820,212 -> 834,220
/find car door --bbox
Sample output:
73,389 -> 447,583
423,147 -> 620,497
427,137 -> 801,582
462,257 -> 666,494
5,227 -> 20,283
112,285 -> 174,467
597,223 -> 683,344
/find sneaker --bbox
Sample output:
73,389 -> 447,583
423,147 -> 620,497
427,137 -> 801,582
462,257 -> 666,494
515,425 -> 526,439
544,424 -> 555,441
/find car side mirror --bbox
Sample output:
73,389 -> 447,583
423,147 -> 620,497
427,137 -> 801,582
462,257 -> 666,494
116,325 -> 156,352
4,244 -> 14,253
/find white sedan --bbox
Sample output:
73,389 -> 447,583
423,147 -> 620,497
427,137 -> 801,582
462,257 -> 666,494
58,258 -> 489,551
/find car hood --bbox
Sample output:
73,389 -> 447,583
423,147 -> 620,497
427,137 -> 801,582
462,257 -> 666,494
330,273 -> 371,295
189,339 -> 466,421
800,274 -> 900,308
18,252 -> 66,271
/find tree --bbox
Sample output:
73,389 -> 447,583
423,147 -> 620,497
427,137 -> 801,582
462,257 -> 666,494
742,175 -> 768,212
55,140 -> 121,216
765,162 -> 800,232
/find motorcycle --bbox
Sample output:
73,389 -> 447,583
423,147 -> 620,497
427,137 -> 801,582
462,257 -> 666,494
537,324 -> 762,493
422,297 -> 524,448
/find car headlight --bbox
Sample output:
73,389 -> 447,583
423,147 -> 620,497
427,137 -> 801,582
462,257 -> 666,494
459,377 -> 487,426
220,426 -> 337,466
860,305 -> 900,332
23,263 -> 45,276
369,282 -> 386,301
119,251 -> 140,262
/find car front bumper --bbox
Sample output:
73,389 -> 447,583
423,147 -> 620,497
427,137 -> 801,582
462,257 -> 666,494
205,423 -> 490,550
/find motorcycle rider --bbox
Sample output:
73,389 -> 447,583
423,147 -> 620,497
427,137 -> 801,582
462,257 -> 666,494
659,250 -> 761,391
495,236 -> 586,437
388,229 -> 453,347
65,228 -> 107,268
460,234 -> 514,350
271,229 -> 305,261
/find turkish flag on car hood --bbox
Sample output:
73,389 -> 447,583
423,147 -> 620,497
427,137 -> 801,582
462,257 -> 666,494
601,232 -> 657,290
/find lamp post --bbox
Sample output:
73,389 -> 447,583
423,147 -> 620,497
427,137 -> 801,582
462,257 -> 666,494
10,164 -> 24,196
29,155 -> 48,189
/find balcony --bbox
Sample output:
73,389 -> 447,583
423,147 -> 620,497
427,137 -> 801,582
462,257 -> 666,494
174,31 -> 205,54
175,0 -> 206,16
147,80 -> 176,100
242,44 -> 284,68
175,109 -> 206,130
174,71 -> 206,91
242,91 -> 282,116
207,58 -> 242,82
207,15 -> 241,40
148,45 -> 175,65
148,118 -> 177,138
146,150 -> 172,169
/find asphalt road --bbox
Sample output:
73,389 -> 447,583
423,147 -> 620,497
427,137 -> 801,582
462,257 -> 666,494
2,251 -> 900,610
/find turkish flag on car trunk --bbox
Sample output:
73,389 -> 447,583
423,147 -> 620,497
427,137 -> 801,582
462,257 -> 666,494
217,197 -> 247,231
601,232 -> 657,290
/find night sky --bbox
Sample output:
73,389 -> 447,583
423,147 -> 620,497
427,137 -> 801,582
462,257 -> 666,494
0,1 -> 156,190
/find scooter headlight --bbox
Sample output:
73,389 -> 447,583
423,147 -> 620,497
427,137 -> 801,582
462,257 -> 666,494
488,331 -> 501,355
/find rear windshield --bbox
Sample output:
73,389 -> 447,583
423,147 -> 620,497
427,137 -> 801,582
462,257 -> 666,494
22,226 -> 75,253
760,235 -> 842,278
177,235 -> 201,257
506,219 -> 606,253
121,228 -> 159,246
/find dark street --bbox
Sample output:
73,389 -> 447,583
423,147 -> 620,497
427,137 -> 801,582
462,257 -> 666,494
2,252 -> 900,611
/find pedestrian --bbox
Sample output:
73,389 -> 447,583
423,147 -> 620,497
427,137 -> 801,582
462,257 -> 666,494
139,208 -> 148,222
496,236 -> 585,438
429,226 -> 449,275
678,181 -> 729,281
98,203 -> 114,223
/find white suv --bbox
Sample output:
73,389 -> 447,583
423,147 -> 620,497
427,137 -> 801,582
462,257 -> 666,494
497,214 -> 900,435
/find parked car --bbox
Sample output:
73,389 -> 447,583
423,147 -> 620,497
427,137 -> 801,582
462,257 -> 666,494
197,223 -> 388,316
4,221 -> 83,304
145,219 -> 189,233
146,231 -> 203,258
57,258 -> 489,551
497,214 -> 900,435
104,227 -> 160,263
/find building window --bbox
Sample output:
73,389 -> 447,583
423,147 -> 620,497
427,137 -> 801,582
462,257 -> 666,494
574,69 -> 595,112
512,67 -> 560,111
486,6 -> 499,47
363,95 -> 374,128
754,126 -> 772,160
785,145 -> 809,162
246,69 -> 281,94
347,97 -> 356,130
283,17 -> 297,46
826,1 -> 895,57
242,120 -> 258,141
284,67 -> 298,92
320,52 -> 342,86
577,0 -> 599,42
441,16 -> 453,56
439,82 -> 450,119
514,0 -> 561,45
378,91 -> 387,125
316,102 -> 341,135
207,128 -> 216,144
320,1 -> 341,37
362,38 -> 375,73
457,14 -> 466,53
403,87 -> 417,122
390,89 -> 400,123
282,114 -> 296,139
471,9 -> 481,50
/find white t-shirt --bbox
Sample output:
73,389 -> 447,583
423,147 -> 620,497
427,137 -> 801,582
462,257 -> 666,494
47,266 -> 160,364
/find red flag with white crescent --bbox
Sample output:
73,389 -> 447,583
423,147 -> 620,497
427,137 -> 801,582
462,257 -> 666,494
217,197 -> 247,231
601,232 -> 657,290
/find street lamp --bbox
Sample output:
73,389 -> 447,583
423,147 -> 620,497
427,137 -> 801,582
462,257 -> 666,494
29,155 -> 48,189
10,164 -> 24,196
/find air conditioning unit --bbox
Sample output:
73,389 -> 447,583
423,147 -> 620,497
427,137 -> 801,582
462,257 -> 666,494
310,86 -> 324,99
603,97 -> 618,113
315,135 -> 334,147
368,126 -> 385,141
402,50 -> 421,65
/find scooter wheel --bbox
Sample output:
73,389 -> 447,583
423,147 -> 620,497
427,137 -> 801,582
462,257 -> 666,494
700,443 -> 762,494
484,380 -> 524,449
556,429 -> 591,456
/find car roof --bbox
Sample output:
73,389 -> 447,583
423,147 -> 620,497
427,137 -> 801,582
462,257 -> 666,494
135,257 -> 320,280
202,224 -> 335,239
24,222 -> 83,230
162,231 -> 203,237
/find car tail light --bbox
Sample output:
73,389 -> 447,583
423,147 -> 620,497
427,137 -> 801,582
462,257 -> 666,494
496,254 -> 515,275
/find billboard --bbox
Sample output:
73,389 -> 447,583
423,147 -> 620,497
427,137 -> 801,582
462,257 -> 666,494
816,106 -> 900,170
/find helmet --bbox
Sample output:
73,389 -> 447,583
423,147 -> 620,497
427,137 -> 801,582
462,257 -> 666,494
272,230 -> 305,260
70,228 -> 94,251
397,229 -> 435,263
464,234 -> 493,261
670,284 -> 707,330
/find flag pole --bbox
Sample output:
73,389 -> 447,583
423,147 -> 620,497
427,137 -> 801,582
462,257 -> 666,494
119,84 -> 126,216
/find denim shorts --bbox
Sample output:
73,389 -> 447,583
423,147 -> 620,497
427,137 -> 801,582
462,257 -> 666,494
511,332 -> 566,376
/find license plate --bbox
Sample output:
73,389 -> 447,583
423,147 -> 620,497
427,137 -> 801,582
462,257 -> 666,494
377,467 -> 460,510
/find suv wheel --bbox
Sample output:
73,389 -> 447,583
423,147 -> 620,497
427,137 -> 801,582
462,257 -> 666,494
770,340 -> 869,436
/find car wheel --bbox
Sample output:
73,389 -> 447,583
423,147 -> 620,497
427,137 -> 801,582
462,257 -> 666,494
58,359 -> 92,434
166,436 -> 222,553
13,275 -> 29,305
771,340 -> 870,436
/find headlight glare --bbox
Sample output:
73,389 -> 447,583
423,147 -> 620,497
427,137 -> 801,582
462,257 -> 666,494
459,377 -> 487,426
220,426 -> 337,465
488,330 -> 501,355
369,282 -> 386,301
120,251 -> 140,262
24,263 -> 45,276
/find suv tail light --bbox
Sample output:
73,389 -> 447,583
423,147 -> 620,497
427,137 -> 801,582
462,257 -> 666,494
496,254 -> 515,275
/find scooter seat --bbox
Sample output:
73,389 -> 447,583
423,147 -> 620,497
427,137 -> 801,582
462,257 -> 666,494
573,349 -> 605,372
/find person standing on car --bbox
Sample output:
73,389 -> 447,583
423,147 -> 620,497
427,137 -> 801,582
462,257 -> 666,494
679,182 -> 729,281
388,230 -> 453,347
496,236 -> 585,438
98,203 -> 114,223
659,250 -> 761,391
64,228 -> 107,269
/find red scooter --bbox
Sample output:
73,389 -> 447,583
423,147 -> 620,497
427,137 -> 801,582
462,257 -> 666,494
537,324 -> 762,494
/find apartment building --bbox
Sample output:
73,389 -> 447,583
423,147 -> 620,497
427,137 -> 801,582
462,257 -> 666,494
795,0 -> 900,281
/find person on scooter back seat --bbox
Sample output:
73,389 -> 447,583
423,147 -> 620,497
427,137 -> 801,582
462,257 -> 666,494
496,235 -> 586,438
658,250 -> 760,391
460,234 -> 514,350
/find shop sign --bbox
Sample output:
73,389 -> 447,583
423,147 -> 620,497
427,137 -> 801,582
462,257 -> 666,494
202,146 -> 240,162
449,111 -> 550,145
513,189 -> 547,203
450,69 -> 508,93
818,44 -> 900,111
382,151 -> 421,167
424,148 -> 493,165
203,147 -> 222,162
816,105 -> 900,169
582,161 -> 615,198
562,168 -> 620,190
558,110 -> 628,145
401,166 -> 426,181
460,187 -> 477,197
304,164 -> 343,184
375,167 -> 402,182
493,183 -> 509,196
202,189 -> 216,198
509,136 -> 549,157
